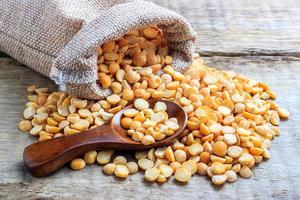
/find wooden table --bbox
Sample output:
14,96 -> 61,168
1,0 -> 300,199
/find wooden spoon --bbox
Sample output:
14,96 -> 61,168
23,99 -> 187,177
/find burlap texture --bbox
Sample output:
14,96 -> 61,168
0,0 -> 196,99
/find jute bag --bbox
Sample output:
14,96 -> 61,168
0,0 -> 196,99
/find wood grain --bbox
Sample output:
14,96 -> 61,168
1,0 -> 300,199
152,0 -> 300,56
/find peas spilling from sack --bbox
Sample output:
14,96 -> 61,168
19,26 -> 289,185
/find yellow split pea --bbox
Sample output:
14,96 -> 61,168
19,25 -> 289,186
121,99 -> 179,145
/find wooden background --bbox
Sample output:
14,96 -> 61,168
1,0 -> 300,199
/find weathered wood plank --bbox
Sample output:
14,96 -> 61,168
152,0 -> 300,56
1,0 -> 300,199
0,56 -> 299,199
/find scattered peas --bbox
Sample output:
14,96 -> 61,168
19,26 -> 288,185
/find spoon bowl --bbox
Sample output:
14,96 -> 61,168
23,99 -> 187,177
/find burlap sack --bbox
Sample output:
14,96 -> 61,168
0,0 -> 196,100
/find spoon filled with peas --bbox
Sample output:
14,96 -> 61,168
23,98 -> 187,177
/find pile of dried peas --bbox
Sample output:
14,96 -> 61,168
121,99 -> 179,145
18,26 -> 290,185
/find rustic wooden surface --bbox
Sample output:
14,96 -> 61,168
153,0 -> 300,56
1,0 -> 300,199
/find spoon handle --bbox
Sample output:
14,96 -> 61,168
23,123 -> 123,177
